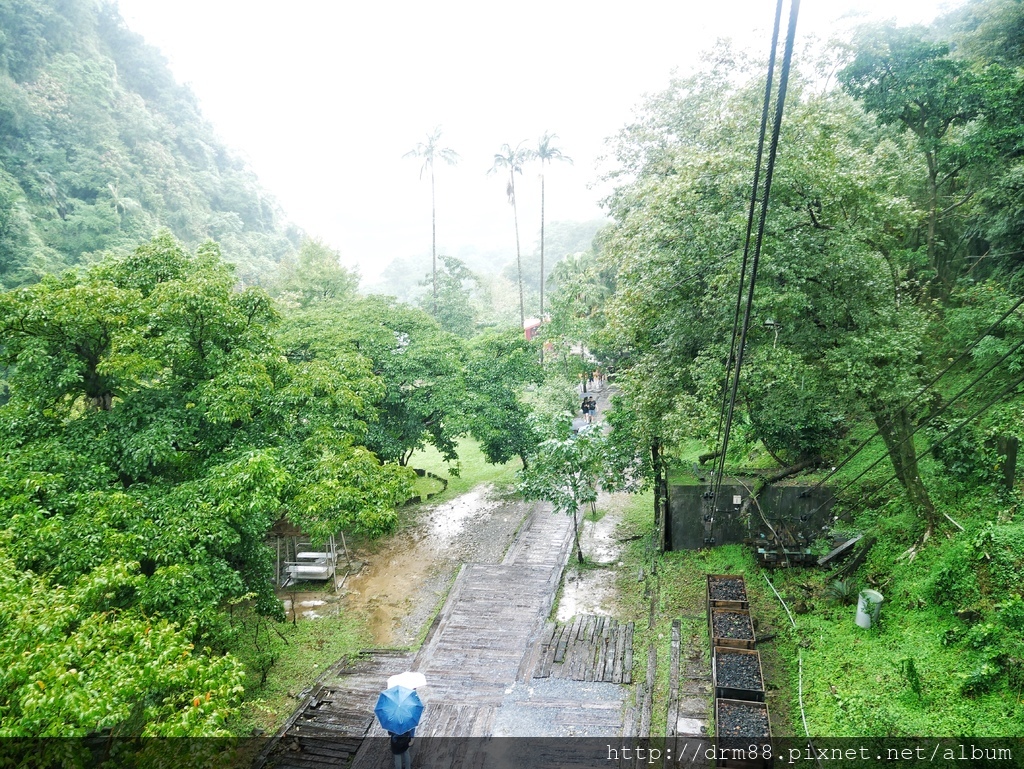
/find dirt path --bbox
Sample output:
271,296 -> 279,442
341,384 -> 623,648
341,485 -> 535,647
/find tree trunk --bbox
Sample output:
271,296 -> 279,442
539,173 -> 546,364
431,167 -> 437,316
540,173 -> 546,319
572,504 -> 584,563
511,171 -> 525,329
871,402 -> 936,529
759,456 -> 821,484
652,438 -> 669,552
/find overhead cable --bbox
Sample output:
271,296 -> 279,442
711,0 -> 801,518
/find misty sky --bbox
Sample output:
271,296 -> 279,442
114,0 -> 964,284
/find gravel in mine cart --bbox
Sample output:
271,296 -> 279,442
716,652 -> 762,690
712,611 -> 753,640
717,701 -> 770,738
709,577 -> 747,602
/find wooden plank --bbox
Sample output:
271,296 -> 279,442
552,624 -> 570,664
569,614 -> 584,643
594,628 -> 607,683
638,644 -> 657,737
612,624 -> 626,683
667,619 -> 681,737
817,535 -> 863,568
623,621 -> 635,685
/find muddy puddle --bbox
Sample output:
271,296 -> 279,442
336,487 -> 525,646
556,500 -> 626,623
279,591 -> 339,622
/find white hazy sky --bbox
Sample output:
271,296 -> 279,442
114,0 -> 963,284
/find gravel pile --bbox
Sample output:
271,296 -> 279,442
715,651 -> 762,691
711,611 -> 753,641
708,576 -> 746,602
717,700 -> 770,738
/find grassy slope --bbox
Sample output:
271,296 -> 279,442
409,437 -> 522,497
651,440 -> 1024,737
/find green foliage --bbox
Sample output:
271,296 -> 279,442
0,547 -> 246,737
418,255 -> 478,338
273,238 -> 358,309
464,329 -> 542,467
899,657 -> 923,699
0,234 -> 413,735
278,294 -> 466,467
826,579 -> 858,606
519,427 -> 609,562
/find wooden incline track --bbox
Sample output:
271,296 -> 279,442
259,496 -> 634,768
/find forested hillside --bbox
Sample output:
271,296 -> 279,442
0,0 -> 297,287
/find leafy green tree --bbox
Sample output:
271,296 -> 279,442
278,295 -> 467,467
489,142 -> 532,328
0,550 -> 246,739
547,251 -> 615,374
405,127 -> 459,315
464,329 -> 543,468
600,61 -> 947,531
519,428 -> 608,564
533,132 -> 572,320
417,254 -> 478,339
274,237 -> 358,309
0,233 -> 415,734
840,26 -> 984,289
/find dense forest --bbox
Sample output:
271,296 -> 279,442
1,0 -> 1023,746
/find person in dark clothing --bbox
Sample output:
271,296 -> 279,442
389,729 -> 414,769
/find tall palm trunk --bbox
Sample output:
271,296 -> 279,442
540,172 -> 546,320
431,166 -> 437,316
511,172 -> 525,328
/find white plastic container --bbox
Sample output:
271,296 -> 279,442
854,589 -> 884,629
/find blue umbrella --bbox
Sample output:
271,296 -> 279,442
374,685 -> 424,734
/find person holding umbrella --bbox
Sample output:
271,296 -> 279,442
375,677 -> 425,769
388,728 -> 414,769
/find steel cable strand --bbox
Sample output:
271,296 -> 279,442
801,293 -> 1024,497
711,0 -> 786,484
712,0 -> 802,527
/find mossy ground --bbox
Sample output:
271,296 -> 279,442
636,446 -> 1024,738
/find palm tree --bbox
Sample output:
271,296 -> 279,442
534,132 -> 572,321
404,127 -> 459,315
489,141 -> 532,328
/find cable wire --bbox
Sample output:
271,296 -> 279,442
802,292 -> 1024,496
711,0 -> 786,470
711,0 -> 801,520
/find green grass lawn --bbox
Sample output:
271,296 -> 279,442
226,608 -> 369,736
408,437 -> 521,498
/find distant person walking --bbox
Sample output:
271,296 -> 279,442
586,396 -> 597,423
581,397 -> 591,423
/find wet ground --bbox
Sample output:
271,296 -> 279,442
340,486 -> 532,646
555,492 -> 630,623
276,382 -> 627,645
